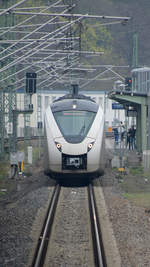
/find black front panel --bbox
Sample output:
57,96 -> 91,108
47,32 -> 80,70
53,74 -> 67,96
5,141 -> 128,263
62,153 -> 87,170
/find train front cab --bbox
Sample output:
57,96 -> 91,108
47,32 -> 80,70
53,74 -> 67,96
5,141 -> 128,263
44,99 -> 105,178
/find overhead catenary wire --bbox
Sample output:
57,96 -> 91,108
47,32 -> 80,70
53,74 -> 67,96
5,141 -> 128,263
0,5 -> 69,12
3,30 -> 79,89
0,28 -> 79,84
0,6 -> 130,57
0,37 -> 80,44
0,21 -> 67,31
0,0 -> 63,55
10,11 -> 131,21
0,0 -> 28,16
79,65 -> 124,89
0,6 -> 80,73
13,56 -> 79,91
0,0 -> 131,94
0,19 -> 82,82
0,46 -> 103,85
0,42 -> 66,84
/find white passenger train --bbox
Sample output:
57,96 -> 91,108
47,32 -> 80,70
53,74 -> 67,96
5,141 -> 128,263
44,85 -> 105,178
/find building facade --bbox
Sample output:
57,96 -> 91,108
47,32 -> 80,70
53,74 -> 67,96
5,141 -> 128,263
17,90 -> 126,137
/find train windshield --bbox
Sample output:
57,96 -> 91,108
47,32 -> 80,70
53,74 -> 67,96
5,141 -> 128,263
53,110 -> 96,143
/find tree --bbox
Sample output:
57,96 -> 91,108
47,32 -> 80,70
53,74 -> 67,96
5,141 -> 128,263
81,22 -> 113,53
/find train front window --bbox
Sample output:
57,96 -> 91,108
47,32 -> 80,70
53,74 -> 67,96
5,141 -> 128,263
53,110 -> 96,143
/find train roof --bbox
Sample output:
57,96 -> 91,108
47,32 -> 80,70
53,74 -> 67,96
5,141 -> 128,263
53,93 -> 96,103
132,67 -> 150,73
51,96 -> 99,113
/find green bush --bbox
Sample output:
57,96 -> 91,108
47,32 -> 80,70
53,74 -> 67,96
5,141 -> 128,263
129,166 -> 144,175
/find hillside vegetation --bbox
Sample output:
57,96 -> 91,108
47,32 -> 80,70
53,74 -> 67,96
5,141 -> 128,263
76,0 -> 150,69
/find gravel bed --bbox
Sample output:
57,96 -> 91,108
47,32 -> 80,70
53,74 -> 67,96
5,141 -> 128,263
0,171 -> 55,267
44,187 -> 95,267
101,167 -> 150,267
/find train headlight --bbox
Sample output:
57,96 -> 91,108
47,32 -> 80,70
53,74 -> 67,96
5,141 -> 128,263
88,142 -> 95,152
55,142 -> 62,152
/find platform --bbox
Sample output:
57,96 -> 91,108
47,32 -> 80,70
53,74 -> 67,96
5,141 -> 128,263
105,137 -> 141,168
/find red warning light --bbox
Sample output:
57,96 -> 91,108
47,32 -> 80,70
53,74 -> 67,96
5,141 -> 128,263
125,77 -> 132,90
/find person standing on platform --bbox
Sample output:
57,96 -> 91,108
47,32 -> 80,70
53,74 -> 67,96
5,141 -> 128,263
130,125 -> 136,150
127,128 -> 132,150
113,127 -> 119,145
120,121 -> 125,142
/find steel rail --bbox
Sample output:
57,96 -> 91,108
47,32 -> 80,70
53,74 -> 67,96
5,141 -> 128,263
32,183 -> 61,267
88,184 -> 106,267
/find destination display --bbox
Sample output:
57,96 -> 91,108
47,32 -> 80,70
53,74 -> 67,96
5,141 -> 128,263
112,103 -> 124,109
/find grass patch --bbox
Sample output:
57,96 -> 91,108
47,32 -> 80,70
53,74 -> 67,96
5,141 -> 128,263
32,147 -> 40,163
0,161 -> 10,194
143,171 -> 150,181
0,162 -> 9,179
0,191 -> 7,196
112,167 -> 118,172
123,192 -> 150,208
129,166 -> 144,175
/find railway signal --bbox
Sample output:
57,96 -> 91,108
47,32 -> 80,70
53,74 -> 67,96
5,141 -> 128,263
125,77 -> 132,90
26,72 -> 37,94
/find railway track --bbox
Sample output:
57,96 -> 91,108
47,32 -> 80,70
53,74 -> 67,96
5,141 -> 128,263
31,181 -> 106,267
88,184 -> 106,267
31,184 -> 61,267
